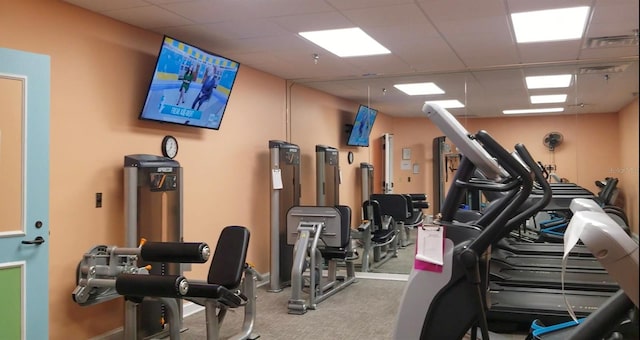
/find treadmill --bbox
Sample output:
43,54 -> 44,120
449,147 -> 617,330
491,248 -> 605,271
489,261 -> 619,292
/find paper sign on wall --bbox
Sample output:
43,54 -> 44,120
400,160 -> 411,170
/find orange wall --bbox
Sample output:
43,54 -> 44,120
289,84 -> 393,221
464,113 -> 621,194
2,1 -> 638,339
617,99 -> 639,233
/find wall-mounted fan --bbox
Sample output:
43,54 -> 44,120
543,132 -> 564,151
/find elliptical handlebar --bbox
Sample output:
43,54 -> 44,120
496,143 -> 553,240
465,130 -> 533,256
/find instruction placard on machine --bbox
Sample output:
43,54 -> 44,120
271,168 -> 283,189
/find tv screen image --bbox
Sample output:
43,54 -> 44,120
139,36 -> 240,130
347,105 -> 378,147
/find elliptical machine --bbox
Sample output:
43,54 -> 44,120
393,103 -> 551,339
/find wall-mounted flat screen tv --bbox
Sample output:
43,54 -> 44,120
139,36 -> 240,130
347,105 -> 378,147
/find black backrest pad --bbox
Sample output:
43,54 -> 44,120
363,200 -> 383,229
335,205 -> 352,248
207,225 -> 250,290
370,194 -> 410,221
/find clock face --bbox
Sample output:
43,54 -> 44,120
162,136 -> 178,159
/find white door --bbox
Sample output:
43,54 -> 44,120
0,47 -> 50,340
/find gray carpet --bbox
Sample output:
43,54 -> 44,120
178,277 -> 525,340
180,279 -> 406,340
361,228 -> 417,275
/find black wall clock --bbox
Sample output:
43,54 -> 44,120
161,135 -> 178,159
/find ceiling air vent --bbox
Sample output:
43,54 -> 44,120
586,34 -> 638,48
579,64 -> 629,75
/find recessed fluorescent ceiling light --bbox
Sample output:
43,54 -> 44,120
298,27 -> 390,57
511,6 -> 590,43
526,74 -> 572,89
503,108 -> 564,115
530,94 -> 568,104
394,82 -> 445,96
424,100 -> 465,109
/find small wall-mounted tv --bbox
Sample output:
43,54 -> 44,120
139,36 -> 240,130
347,105 -> 378,147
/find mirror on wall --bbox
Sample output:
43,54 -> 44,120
289,58 -> 639,275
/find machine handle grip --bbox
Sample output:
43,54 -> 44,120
141,242 -> 210,263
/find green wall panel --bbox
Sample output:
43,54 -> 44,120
0,265 -> 22,340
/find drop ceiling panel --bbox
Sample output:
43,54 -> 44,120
63,0 -> 147,12
341,3 -> 432,28
194,20 -> 290,40
416,0 -> 508,21
430,17 -> 519,68
228,0 -> 336,18
103,5 -> 194,29
270,12 -> 354,32
326,0 -> 415,11
387,37 -> 466,72
157,1 -> 256,23
60,0 -> 639,117
517,41 -> 583,63
343,55 -> 415,76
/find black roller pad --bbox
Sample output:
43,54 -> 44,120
141,242 -> 209,263
115,274 -> 187,298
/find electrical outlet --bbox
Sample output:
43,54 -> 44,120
95,193 -> 102,208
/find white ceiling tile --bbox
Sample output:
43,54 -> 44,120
417,0 -> 507,21
236,0 -> 335,18
518,41 -> 583,63
341,4 -> 430,28
326,0 -> 415,11
270,12 -> 354,33
197,20 -> 291,40
387,38 -> 466,72
63,0 -> 147,12
159,0 -> 258,23
103,5 -> 194,29
343,54 -> 414,76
